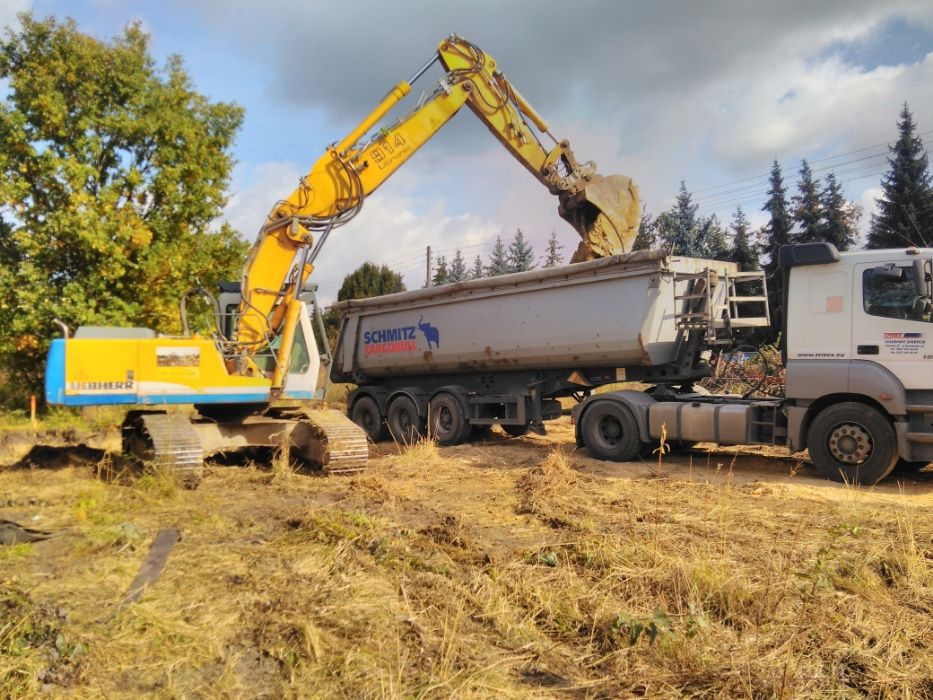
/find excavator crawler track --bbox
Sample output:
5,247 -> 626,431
123,411 -> 204,488
272,407 -> 369,475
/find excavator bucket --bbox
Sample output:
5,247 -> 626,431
559,174 -> 641,262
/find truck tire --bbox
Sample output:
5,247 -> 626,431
387,395 -> 424,445
501,423 -> 529,437
581,401 -> 644,462
807,402 -> 898,485
350,395 -> 387,442
428,392 -> 468,446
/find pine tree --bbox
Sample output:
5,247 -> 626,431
729,206 -> 759,271
656,181 -> 709,257
485,235 -> 509,276
506,228 -> 536,273
793,159 -> 823,244
432,255 -> 450,286
867,103 -> 933,248
471,254 -> 484,279
449,249 -> 468,281
821,173 -> 860,251
542,231 -> 564,267
761,160 -> 793,338
700,214 -> 729,260
632,208 -> 656,250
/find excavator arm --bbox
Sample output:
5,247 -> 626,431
235,35 -> 639,389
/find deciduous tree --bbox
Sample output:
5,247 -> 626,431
0,16 -> 247,396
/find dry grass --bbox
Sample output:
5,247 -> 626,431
0,420 -> 931,698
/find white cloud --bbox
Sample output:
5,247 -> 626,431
0,0 -> 31,33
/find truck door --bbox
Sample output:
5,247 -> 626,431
853,257 -> 932,389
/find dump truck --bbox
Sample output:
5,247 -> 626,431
333,243 -> 933,485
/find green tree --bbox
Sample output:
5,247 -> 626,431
448,249 -> 468,282
471,254 -> 484,279
729,206 -> 759,271
761,160 -> 793,337
506,228 -> 535,273
431,255 -> 450,285
821,172 -> 860,251
632,208 -> 656,251
336,262 -> 406,301
541,230 -> 564,267
654,181 -> 726,259
485,235 -> 509,276
867,103 -> 933,248
323,261 -> 406,345
656,181 -> 700,256
701,214 -> 730,260
792,159 -> 823,243
0,15 -> 247,397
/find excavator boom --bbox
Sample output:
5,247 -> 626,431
236,35 -> 640,381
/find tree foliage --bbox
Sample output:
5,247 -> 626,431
448,249 -> 468,282
653,181 -> 729,259
0,15 -> 247,396
821,172 -> 860,251
336,262 -> 406,301
431,255 -> 449,286
761,160 -> 792,337
485,235 -> 509,276
792,159 -> 823,244
542,231 -> 564,267
867,103 -> 933,248
506,228 -> 535,273
729,206 -> 759,271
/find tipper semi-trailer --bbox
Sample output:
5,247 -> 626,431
333,243 -> 933,485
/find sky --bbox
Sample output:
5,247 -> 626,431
5,0 -> 933,303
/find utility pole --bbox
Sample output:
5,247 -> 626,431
425,245 -> 433,287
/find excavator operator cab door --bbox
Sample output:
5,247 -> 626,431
217,284 -> 323,400
280,302 -> 322,400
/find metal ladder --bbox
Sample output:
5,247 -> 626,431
673,269 -> 770,344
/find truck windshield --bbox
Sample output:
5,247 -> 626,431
863,265 -> 932,323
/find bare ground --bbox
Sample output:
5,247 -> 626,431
1,416 -> 931,698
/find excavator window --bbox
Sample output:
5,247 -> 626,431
254,324 -> 312,375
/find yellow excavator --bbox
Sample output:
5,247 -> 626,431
45,34 -> 640,485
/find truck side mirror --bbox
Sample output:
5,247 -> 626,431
913,258 -> 932,297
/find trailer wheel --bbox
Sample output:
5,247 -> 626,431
428,393 -> 468,446
387,395 -> 424,445
501,423 -> 529,437
807,402 -> 898,484
350,395 -> 387,442
581,401 -> 644,462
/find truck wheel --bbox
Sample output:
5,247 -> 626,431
581,401 -> 644,462
350,396 -> 387,442
387,395 -> 424,445
807,402 -> 898,485
428,393 -> 468,446
501,423 -> 529,437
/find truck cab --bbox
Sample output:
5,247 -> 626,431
783,244 -> 933,481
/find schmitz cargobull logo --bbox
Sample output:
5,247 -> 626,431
363,316 -> 440,356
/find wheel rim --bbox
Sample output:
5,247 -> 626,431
827,422 -> 872,465
595,414 -> 623,447
435,405 -> 454,437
